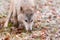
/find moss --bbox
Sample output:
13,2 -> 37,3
0,16 -> 2,18
8,22 -> 13,28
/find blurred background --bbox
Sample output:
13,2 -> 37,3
0,0 -> 60,40
0,0 -> 60,16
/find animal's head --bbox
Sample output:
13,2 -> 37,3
19,6 -> 35,31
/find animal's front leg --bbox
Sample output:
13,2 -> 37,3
4,1 -> 13,27
4,11 -> 13,27
12,7 -> 19,27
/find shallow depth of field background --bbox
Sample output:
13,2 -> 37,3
0,0 -> 60,40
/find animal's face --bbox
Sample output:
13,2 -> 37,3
18,6 -> 35,31
23,9 -> 34,23
23,12 -> 34,31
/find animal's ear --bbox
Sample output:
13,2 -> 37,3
20,6 -> 24,13
20,7 -> 23,11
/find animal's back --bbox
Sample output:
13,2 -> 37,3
12,0 -> 35,8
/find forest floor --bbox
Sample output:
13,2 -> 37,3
0,17 -> 60,40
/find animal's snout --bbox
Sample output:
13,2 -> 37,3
23,19 -> 34,31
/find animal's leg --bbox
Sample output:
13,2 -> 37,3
4,0 -> 13,27
16,6 -> 21,27
12,6 -> 19,27
4,12 -> 13,27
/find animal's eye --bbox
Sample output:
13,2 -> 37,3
25,20 -> 28,22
